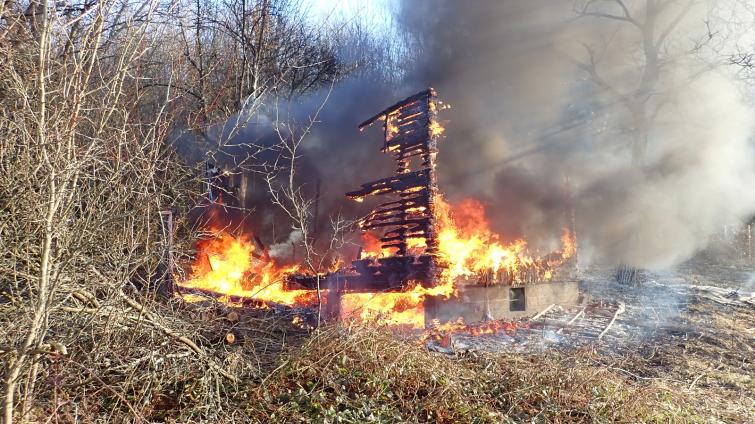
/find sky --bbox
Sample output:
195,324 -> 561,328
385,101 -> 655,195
305,0 -> 395,32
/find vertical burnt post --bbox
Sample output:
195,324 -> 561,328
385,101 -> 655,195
157,210 -> 174,297
324,275 -> 344,320
386,111 -> 408,256
424,89 -> 440,255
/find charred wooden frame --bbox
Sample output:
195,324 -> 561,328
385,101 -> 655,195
348,87 -> 441,256
290,88 -> 444,292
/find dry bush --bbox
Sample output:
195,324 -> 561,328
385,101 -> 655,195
248,324 -> 699,423
2,295 -> 308,423
0,1 -> 364,421
0,0 -> 392,421
0,2 -> 220,422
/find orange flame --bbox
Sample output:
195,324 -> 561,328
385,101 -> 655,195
359,232 -> 384,259
179,196 -> 576,332
422,318 -> 530,346
429,120 -> 445,138
343,197 -> 576,328
340,279 -> 455,329
436,197 -> 573,284
177,230 -> 315,306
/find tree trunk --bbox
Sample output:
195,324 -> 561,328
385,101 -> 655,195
3,4 -> 52,421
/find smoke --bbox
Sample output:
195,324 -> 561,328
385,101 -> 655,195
182,0 -> 755,270
577,70 -> 755,268
269,230 -> 304,259
385,0 -> 755,268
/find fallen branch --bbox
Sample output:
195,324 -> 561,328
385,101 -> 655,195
557,306 -> 586,334
531,304 -> 555,321
598,302 -> 625,340
117,291 -> 240,383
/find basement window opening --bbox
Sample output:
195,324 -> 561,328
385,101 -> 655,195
509,287 -> 525,311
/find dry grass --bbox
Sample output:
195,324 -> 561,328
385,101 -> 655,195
622,298 -> 755,422
5,292 -> 752,423
246,324 -> 699,423
0,291 -> 306,423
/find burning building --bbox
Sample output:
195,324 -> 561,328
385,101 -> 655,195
176,89 -> 579,329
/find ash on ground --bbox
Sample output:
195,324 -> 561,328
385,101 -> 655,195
425,262 -> 755,355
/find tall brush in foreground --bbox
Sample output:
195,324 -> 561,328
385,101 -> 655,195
250,324 -> 695,422
0,2 -> 194,421
0,1 -> 358,421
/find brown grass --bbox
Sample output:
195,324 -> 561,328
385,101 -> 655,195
5,292 -> 751,422
246,323 -> 698,423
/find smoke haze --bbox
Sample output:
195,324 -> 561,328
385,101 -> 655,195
189,0 -> 755,269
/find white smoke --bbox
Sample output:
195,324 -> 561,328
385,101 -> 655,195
577,70 -> 755,268
269,230 -> 304,259
392,0 -> 755,269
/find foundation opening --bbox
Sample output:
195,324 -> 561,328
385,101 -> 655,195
509,287 -> 526,311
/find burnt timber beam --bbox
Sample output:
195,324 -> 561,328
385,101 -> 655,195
345,169 -> 430,199
358,88 -> 436,130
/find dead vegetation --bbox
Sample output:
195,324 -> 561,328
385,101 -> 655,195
247,324 -> 693,423
0,294 -> 308,422
625,292 -> 755,421
2,266 -> 753,422
0,1 -> 353,422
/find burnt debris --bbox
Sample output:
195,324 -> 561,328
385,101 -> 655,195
348,87 -> 441,257
291,88 -> 444,292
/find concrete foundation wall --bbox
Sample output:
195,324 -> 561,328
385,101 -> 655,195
425,280 -> 580,325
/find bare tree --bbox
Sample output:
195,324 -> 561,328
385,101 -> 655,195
575,0 -> 711,166
715,0 -> 755,84
0,2 -> 201,421
572,1 -> 724,284
263,87 -> 355,323
0,0 -> 391,420
142,0 -> 345,139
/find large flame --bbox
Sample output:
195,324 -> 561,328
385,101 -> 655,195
178,112 -> 575,331
360,196 -> 574,282
177,229 -> 315,306
178,200 -> 574,331
342,197 -> 576,329
435,197 -> 573,282
340,279 -> 455,329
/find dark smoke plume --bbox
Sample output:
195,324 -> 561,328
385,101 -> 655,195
184,0 -> 755,269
